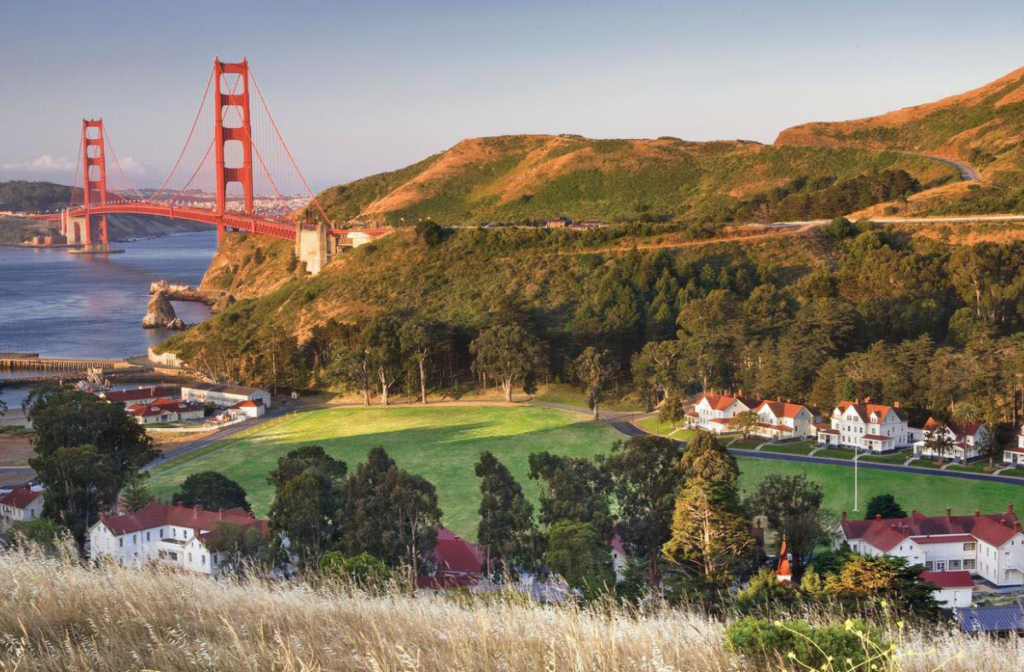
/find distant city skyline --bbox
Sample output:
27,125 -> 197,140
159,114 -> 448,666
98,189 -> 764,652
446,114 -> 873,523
1,0 -> 1023,190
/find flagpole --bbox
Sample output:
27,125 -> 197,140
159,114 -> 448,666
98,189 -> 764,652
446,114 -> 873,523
853,446 -> 859,511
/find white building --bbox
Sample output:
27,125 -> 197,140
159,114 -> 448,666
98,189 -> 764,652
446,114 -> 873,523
228,398 -> 266,419
816,400 -> 910,452
920,570 -> 975,608
914,418 -> 989,461
127,399 -> 206,425
88,503 -> 268,576
1002,425 -> 1024,467
837,506 -> 1024,588
0,485 -> 44,534
99,386 -> 180,408
752,400 -> 817,439
181,383 -> 271,410
687,392 -> 761,434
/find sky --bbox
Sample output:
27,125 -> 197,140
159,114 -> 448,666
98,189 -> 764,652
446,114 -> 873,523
1,0 -> 1023,191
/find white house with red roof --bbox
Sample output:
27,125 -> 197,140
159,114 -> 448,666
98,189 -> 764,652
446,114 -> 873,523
1001,425 -> 1024,468
816,399 -> 910,452
913,418 -> 989,461
126,399 -> 205,425
921,570 -> 975,608
837,506 -> 1024,587
753,400 -> 817,439
98,386 -> 180,407
0,485 -> 44,534
228,398 -> 266,419
688,391 -> 761,434
88,502 -> 268,576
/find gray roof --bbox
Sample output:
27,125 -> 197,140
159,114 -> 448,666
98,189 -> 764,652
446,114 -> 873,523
182,383 -> 266,396
958,603 -> 1024,633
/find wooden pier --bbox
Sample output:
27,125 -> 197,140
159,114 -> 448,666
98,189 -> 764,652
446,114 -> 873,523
0,354 -> 139,373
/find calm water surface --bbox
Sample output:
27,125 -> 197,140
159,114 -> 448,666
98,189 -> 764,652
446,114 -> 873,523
0,231 -> 216,364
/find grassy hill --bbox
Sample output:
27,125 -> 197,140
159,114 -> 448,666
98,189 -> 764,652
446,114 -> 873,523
776,65 -> 1024,189
311,135 -> 957,225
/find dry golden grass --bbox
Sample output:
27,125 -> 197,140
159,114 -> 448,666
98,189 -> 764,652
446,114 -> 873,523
1,548 -> 1022,672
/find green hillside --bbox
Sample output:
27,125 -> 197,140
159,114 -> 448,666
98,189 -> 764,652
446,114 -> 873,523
310,135 -> 957,225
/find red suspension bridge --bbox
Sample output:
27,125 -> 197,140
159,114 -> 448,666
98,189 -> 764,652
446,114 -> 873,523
49,58 -> 388,274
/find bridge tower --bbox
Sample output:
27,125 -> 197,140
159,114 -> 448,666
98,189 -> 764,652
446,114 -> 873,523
213,58 -> 255,242
81,119 -> 109,247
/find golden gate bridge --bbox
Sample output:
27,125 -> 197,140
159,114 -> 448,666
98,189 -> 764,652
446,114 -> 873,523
44,58 -> 389,274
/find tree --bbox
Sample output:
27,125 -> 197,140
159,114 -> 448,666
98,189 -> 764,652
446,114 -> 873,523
267,446 -> 347,564
663,431 -> 753,588
924,421 -> 955,461
30,444 -> 119,547
864,494 -> 906,520
7,518 -> 68,554
544,521 -> 615,600
736,567 -> 800,615
572,346 -> 618,419
26,388 -> 156,489
470,322 -> 544,402
824,554 -> 939,618
269,470 -> 342,564
528,452 -> 612,539
603,435 -> 683,587
329,328 -> 374,406
172,471 -> 251,512
822,216 -> 858,240
342,447 -> 442,576
747,474 -> 831,580
732,410 -> 761,440
204,522 -> 269,574
977,428 -> 1003,473
364,313 -> 404,405
475,451 -> 535,577
121,473 -> 153,513
319,551 -> 393,592
415,220 -> 447,247
400,318 -> 443,405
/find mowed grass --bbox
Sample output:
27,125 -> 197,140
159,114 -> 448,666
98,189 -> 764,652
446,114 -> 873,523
737,456 -> 1024,517
633,417 -> 696,440
148,406 -> 622,540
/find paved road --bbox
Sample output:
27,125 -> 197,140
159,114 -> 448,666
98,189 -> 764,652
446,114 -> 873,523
611,420 -> 1024,489
921,153 -> 981,182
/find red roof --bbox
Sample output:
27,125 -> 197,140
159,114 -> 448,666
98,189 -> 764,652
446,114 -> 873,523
756,400 -> 809,420
432,527 -> 484,576
101,386 -> 179,404
698,393 -> 761,412
842,508 -> 1022,551
756,422 -> 793,432
0,486 -> 43,509
97,503 -> 267,537
863,434 -> 894,441
838,401 -> 907,422
923,417 -> 983,440
230,398 -> 264,409
910,534 -> 976,544
920,570 -> 974,589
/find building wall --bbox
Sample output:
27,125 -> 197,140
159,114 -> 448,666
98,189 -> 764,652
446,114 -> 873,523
933,586 -> 972,608
0,495 -> 44,534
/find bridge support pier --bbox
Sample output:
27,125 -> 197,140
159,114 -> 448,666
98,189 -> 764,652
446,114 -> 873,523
295,224 -> 336,276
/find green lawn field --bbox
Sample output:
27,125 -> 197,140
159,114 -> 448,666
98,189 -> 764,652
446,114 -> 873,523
736,456 -> 1024,518
148,405 -> 1024,541
148,406 -> 623,540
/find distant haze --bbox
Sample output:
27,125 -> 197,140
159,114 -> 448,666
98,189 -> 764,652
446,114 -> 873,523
1,0 -> 1023,190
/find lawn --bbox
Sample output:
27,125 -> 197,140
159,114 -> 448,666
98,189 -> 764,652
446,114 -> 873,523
812,448 -> 854,460
633,417 -> 696,440
148,406 -> 622,540
859,453 -> 912,465
728,438 -> 764,450
736,457 -> 1024,518
761,442 -> 816,456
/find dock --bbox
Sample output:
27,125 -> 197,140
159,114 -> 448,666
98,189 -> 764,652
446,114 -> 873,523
0,354 -> 141,373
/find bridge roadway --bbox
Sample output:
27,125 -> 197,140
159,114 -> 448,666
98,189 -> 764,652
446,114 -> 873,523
67,203 -> 301,241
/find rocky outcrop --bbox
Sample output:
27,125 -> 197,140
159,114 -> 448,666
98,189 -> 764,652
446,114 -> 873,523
149,280 -> 212,303
142,292 -> 186,330
211,292 -> 237,313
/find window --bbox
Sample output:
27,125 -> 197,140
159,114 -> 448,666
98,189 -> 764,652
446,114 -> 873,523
924,561 -> 934,570
119,538 -> 123,548
949,559 -> 962,570
188,553 -> 193,562
964,559 -> 976,571
201,555 -> 206,565
146,531 -> 150,542
132,534 -> 137,544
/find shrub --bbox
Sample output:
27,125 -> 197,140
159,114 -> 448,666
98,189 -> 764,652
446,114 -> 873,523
726,617 -> 879,671
319,551 -> 393,592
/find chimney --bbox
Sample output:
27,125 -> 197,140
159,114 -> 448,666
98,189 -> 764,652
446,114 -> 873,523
911,509 -> 917,517
889,523 -> 897,531
1008,504 -> 1015,515
893,401 -> 900,409
975,510 -> 981,517
946,507 -> 952,523
864,396 -> 872,404
1001,518 -> 1008,528
875,514 -> 882,521
737,389 -> 744,397
841,511 -> 847,522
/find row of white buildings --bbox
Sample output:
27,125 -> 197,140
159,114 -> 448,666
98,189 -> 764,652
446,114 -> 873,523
96,383 -> 270,425
684,391 -> 1019,461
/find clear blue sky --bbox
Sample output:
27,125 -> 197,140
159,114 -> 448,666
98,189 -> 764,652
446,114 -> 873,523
1,0 -> 1022,190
